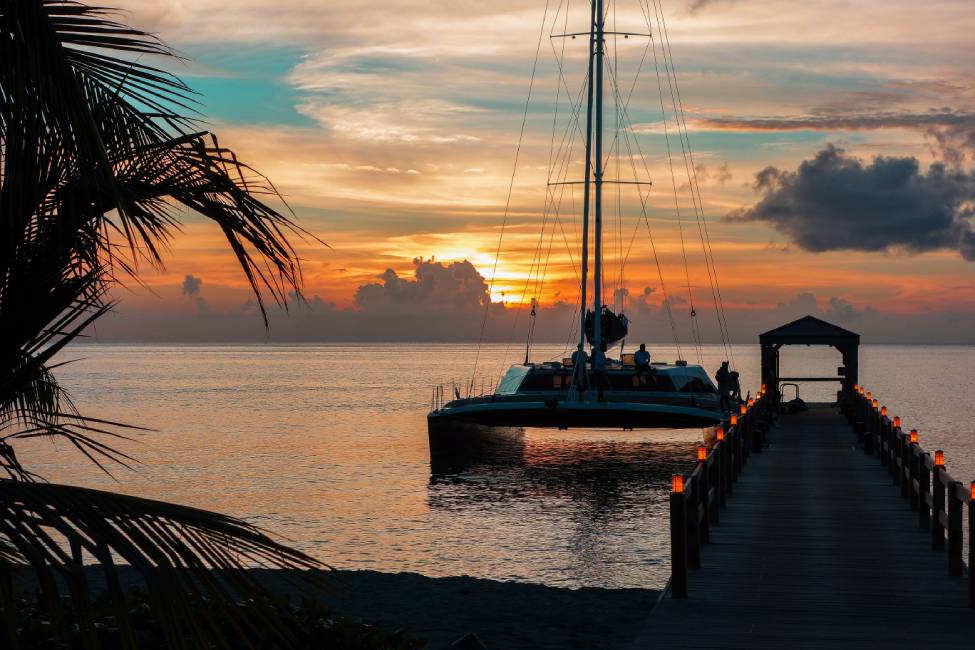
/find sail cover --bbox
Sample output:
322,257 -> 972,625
585,308 -> 629,347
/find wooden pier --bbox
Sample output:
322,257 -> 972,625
636,392 -> 975,648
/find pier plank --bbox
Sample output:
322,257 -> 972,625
634,406 -> 975,648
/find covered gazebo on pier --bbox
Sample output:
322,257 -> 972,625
759,315 -> 859,404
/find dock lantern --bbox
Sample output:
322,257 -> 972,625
970,481 -> 974,501
697,445 -> 707,463
934,449 -> 945,468
672,474 -> 685,494
909,429 -> 918,445
730,414 -> 738,426
739,404 -> 747,416
853,383 -> 858,392
880,405 -> 887,417
716,427 -> 725,441
893,416 -> 901,428
866,391 -> 872,400
748,397 -> 755,408
871,399 -> 879,410
761,383 -> 767,393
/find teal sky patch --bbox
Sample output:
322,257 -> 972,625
177,45 -> 315,127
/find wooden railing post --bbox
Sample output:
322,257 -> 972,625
933,465 -> 946,551
968,483 -> 974,608
948,482 -> 963,576
669,476 -> 688,599
687,481 -> 701,569
697,452 -> 710,545
908,445 -> 919,511
918,454 -> 931,529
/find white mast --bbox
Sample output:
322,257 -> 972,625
575,0 -> 597,388
592,0 -> 605,365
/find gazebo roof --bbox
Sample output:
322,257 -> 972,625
759,315 -> 859,345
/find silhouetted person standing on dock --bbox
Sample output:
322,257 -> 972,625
716,361 -> 732,412
729,370 -> 742,404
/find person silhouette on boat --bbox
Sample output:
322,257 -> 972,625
634,343 -> 652,384
716,361 -> 732,411
594,343 -> 609,401
571,343 -> 589,394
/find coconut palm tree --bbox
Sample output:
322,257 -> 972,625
0,1 -> 332,647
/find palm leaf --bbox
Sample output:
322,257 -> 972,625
0,480 -> 331,649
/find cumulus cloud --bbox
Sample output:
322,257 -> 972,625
354,258 -> 490,315
181,274 -> 203,298
728,145 -> 975,261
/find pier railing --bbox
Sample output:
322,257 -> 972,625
845,387 -> 974,605
669,391 -> 771,598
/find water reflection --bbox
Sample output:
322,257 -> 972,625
428,430 -> 698,585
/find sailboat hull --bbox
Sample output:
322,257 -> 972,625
428,398 -> 722,432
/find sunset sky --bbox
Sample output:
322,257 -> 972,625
96,0 -> 975,343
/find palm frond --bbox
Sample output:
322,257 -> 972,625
0,479 -> 330,649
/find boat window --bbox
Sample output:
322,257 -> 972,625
518,371 -> 571,391
496,366 -> 530,395
611,373 -> 675,391
672,374 -> 717,393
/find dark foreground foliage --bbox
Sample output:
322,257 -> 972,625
5,588 -> 424,649
0,1 -> 374,648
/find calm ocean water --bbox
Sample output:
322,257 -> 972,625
20,343 -> 975,590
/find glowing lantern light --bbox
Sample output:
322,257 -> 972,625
730,414 -> 738,426
761,383 -> 767,393
970,481 -> 975,501
672,474 -> 685,493
867,391 -> 872,399
748,397 -> 755,408
893,416 -> 901,428
909,429 -> 918,445
853,383 -> 859,392
716,428 -> 725,441
740,404 -> 747,416
872,399 -> 879,410
880,406 -> 887,417
934,449 -> 945,468
697,445 -> 707,463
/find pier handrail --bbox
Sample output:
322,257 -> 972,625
670,390 -> 770,598
845,388 -> 972,598
669,386 -> 974,608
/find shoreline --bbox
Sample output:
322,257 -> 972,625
15,566 -> 659,649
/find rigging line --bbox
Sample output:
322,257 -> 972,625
655,0 -> 735,366
649,0 -> 733,365
601,46 -> 686,355
617,103 -> 681,359
470,0 -> 552,389
650,0 -> 727,357
546,32 -> 593,259
648,0 -> 715,363
650,34 -> 702,361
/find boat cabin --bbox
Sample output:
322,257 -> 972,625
496,361 -> 717,395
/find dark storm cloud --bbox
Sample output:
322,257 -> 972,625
686,0 -> 733,14
696,110 -> 975,134
698,111 -> 975,163
181,274 -> 202,298
728,145 -> 975,261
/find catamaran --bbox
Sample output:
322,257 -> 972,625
428,0 -> 728,441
